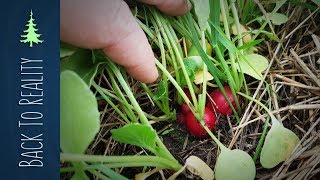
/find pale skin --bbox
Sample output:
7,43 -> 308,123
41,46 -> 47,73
61,0 -> 191,83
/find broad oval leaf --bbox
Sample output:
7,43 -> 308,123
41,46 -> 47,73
237,54 -> 269,80
60,49 -> 106,86
260,123 -> 300,168
215,149 -> 256,180
111,124 -> 157,153
257,13 -> 289,25
60,42 -> 78,58
269,13 -> 289,25
60,70 -> 100,154
193,0 -> 210,31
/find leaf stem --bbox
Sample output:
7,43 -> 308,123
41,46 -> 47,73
60,153 -> 181,171
237,92 -> 279,125
141,83 -> 166,113
155,60 -> 201,120
156,11 -> 198,109
200,31 -> 208,119
106,69 -> 137,122
87,169 -> 108,180
150,10 -> 182,104
220,0 -> 240,90
230,0 -> 244,54
107,60 -> 178,161
152,12 -> 170,114
92,82 -> 130,124
200,121 -> 226,151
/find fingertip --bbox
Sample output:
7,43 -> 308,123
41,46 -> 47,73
101,14 -> 159,83
103,32 -> 159,83
125,62 -> 159,83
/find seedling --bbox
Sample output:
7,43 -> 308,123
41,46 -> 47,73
238,92 -> 300,169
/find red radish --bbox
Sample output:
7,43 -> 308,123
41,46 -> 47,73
178,102 -> 190,124
185,107 -> 216,138
183,88 -> 192,100
178,88 -> 193,124
178,114 -> 187,124
181,102 -> 190,113
167,170 -> 176,175
207,86 -> 238,115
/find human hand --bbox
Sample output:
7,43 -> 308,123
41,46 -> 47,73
61,0 -> 191,83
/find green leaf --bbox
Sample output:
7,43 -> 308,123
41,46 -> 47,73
256,13 -> 289,25
188,41 -> 212,56
287,0 -> 319,11
193,0 -> 210,31
269,13 -> 289,25
260,122 -> 300,169
252,30 -> 280,42
186,56 -> 204,68
71,171 -> 90,180
91,49 -> 108,64
273,0 -> 288,13
188,45 -> 198,57
237,54 -> 269,80
209,0 -> 220,45
311,0 -> 320,6
153,80 -> 167,101
111,124 -> 157,153
180,57 -> 201,87
60,42 -> 78,58
161,128 -> 174,135
209,23 -> 237,55
94,164 -> 129,180
215,149 -> 256,180
60,70 -> 100,154
60,49 -> 106,86
187,8 -> 228,84
238,39 -> 264,51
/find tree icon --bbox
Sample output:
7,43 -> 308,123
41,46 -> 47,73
20,10 -> 43,47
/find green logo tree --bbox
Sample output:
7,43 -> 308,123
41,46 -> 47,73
20,10 -> 43,47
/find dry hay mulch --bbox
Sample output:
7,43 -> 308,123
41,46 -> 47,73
90,5 -> 320,180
